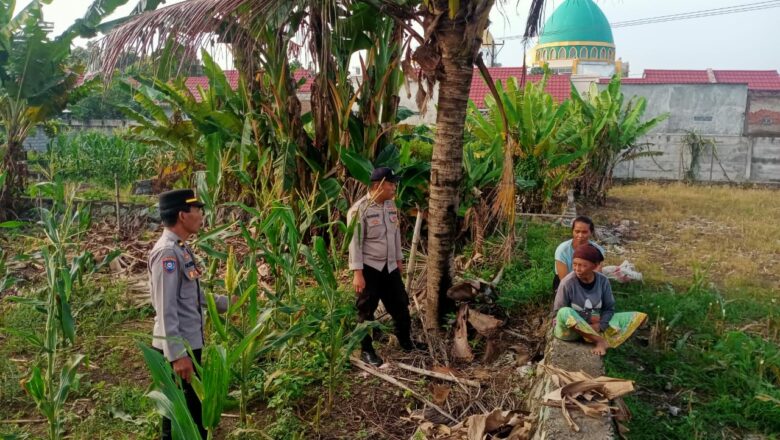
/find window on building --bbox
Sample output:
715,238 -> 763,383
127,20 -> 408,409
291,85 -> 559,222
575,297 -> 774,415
600,48 -> 607,59
569,47 -> 577,58
590,47 -> 598,58
580,47 -> 588,58
550,49 -> 557,60
558,48 -> 566,59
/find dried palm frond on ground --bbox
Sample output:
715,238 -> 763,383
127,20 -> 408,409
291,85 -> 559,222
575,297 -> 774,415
540,365 -> 634,433
413,408 -> 533,440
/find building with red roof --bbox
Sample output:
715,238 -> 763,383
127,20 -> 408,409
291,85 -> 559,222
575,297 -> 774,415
468,68 -> 571,106
184,70 -> 315,102
601,69 -> 780,91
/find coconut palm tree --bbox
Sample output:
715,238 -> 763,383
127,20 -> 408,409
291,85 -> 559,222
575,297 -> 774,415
95,0 -> 549,328
414,0 -> 545,327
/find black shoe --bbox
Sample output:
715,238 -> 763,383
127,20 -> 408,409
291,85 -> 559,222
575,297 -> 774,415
399,339 -> 428,352
360,350 -> 384,367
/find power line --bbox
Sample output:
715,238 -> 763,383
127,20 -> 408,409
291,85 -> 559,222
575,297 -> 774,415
613,0 -> 780,28
495,0 -> 780,41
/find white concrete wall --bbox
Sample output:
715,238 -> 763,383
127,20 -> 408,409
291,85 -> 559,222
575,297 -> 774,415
614,134 -> 780,183
751,137 -> 780,182
612,83 -> 748,136
397,80 -> 437,125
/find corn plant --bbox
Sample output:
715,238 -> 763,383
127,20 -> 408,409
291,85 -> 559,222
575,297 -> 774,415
39,131 -> 154,187
190,345 -> 230,440
138,344 -> 202,440
5,181 -> 117,439
205,243 -> 275,426
197,186 -> 374,425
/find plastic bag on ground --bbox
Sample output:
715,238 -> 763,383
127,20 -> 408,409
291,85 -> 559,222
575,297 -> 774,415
602,260 -> 643,283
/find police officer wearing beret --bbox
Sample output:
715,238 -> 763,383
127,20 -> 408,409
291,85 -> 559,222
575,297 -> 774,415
347,168 -> 425,367
148,189 -> 229,439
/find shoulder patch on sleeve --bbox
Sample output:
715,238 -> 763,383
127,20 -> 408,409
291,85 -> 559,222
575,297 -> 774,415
162,256 -> 177,273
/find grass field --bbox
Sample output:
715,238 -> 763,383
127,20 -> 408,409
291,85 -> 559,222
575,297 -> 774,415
594,182 -> 780,297
593,182 -> 780,439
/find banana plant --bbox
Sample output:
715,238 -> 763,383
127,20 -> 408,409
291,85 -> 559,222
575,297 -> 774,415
466,75 -> 589,213
569,75 -> 668,204
0,0 -> 144,219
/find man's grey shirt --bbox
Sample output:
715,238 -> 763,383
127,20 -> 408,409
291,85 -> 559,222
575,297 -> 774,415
347,195 -> 403,272
553,272 -> 615,331
148,229 -> 227,361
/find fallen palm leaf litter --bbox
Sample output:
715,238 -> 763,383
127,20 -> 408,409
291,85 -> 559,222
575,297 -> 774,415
540,364 -> 635,433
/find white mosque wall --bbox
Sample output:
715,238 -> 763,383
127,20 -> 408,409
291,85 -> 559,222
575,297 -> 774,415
576,62 -> 615,77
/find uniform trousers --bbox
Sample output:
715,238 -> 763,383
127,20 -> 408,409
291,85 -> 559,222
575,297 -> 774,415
355,265 -> 412,352
157,348 -> 207,440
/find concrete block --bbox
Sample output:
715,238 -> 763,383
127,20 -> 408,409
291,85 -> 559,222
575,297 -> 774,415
526,331 -> 615,440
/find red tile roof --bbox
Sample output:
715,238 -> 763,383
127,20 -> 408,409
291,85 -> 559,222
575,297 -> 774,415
643,69 -> 709,83
185,70 -> 314,101
602,69 -> 780,91
469,68 -> 571,107
713,70 -> 780,90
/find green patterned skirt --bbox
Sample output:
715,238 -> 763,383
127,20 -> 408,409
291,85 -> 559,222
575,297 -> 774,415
554,307 -> 647,348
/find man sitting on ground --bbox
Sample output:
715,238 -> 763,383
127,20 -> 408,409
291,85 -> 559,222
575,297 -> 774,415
553,244 -> 647,355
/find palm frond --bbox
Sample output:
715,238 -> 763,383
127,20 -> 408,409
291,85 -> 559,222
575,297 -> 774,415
523,0 -> 546,41
94,0 -> 290,79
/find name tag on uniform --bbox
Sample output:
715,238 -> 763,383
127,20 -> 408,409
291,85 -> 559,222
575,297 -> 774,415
369,219 -> 381,226
389,210 -> 398,223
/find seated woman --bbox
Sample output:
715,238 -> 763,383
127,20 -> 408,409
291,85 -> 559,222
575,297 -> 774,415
553,244 -> 646,355
553,216 -> 606,293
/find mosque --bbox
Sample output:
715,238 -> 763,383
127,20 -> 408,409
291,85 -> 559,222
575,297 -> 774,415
523,0 -> 780,184
531,0 -> 625,77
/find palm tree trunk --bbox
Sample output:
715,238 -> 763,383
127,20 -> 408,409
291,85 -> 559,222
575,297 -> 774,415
425,18 -> 481,329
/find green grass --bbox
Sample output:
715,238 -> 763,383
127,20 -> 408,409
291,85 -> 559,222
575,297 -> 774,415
493,223 -> 780,439
496,223 -> 568,309
604,281 -> 780,439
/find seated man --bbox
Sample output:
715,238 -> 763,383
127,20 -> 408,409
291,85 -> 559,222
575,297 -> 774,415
552,244 -> 647,355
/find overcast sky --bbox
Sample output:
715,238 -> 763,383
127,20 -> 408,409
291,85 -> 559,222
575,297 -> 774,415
15,0 -> 780,76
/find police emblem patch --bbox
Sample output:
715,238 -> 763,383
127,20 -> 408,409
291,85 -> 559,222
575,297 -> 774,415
162,257 -> 176,273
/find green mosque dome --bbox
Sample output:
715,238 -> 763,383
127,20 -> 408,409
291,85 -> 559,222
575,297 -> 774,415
539,0 -> 614,44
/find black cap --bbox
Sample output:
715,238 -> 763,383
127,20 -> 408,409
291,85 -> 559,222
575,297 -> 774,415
370,167 -> 400,183
158,189 -> 205,212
